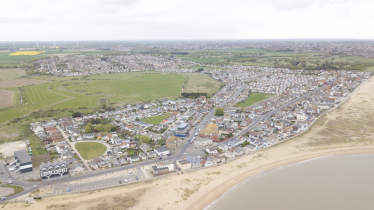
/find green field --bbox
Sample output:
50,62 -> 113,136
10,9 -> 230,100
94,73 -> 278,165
236,92 -> 272,108
64,73 -> 184,104
0,50 -> 116,68
75,142 -> 107,160
0,68 -> 26,81
140,113 -> 171,125
0,72 -> 221,125
167,48 -> 374,71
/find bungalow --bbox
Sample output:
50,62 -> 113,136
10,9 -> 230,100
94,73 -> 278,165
69,162 -> 84,176
244,144 -> 256,153
128,155 -> 140,163
147,151 -> 158,158
195,138 -> 213,147
139,152 -> 147,160
186,155 -> 202,168
225,151 -> 235,158
157,160 -> 175,171
206,147 -> 218,154
139,143 -> 152,153
176,159 -> 191,171
152,165 -> 169,176
83,133 -> 95,140
234,147 -> 245,156
154,147 -> 170,156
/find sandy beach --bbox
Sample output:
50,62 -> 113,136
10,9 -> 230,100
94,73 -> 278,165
3,78 -> 374,210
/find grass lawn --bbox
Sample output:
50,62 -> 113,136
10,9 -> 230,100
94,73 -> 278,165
140,113 -> 171,125
75,142 -> 107,160
236,92 -> 272,108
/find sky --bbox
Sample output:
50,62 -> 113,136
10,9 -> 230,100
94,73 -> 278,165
1,0 -> 374,41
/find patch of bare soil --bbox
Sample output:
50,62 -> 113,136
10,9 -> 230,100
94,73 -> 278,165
0,141 -> 26,157
0,90 -> 13,108
0,79 -> 45,88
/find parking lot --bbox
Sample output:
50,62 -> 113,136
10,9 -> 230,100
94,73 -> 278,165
52,167 -> 146,194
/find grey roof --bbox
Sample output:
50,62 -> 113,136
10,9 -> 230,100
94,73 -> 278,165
14,150 -> 31,164
154,147 -> 169,153
178,160 -> 190,165
177,123 -> 188,129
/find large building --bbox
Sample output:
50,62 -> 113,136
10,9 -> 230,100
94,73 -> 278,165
14,150 -> 33,173
40,160 -> 68,180
199,123 -> 220,142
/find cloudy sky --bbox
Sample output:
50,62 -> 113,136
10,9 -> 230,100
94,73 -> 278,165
1,0 -> 373,41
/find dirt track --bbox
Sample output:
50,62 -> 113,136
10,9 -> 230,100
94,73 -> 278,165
0,90 -> 13,108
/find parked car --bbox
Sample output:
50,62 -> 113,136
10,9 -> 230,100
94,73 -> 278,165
7,180 -> 12,184
0,171 -> 3,174
136,176 -> 139,180
124,179 -> 128,183
1,197 -> 7,201
119,181 -> 122,184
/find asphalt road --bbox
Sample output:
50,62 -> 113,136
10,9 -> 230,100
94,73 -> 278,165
0,81 -> 331,202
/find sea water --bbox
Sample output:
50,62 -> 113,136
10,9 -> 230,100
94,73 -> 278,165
207,153 -> 374,210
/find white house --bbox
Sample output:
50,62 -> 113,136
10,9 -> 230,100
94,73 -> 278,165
154,147 -> 170,156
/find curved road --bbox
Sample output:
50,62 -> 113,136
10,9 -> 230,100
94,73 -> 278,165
0,81 -> 333,202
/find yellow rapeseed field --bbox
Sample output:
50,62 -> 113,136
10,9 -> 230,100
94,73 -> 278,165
9,51 -> 46,55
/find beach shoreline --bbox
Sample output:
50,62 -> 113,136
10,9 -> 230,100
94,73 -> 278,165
190,146 -> 374,210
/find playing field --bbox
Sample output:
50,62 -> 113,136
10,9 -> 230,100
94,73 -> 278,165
75,142 -> 107,160
236,92 -> 272,108
140,113 -> 171,125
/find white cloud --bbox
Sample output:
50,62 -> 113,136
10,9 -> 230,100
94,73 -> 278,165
0,0 -> 373,40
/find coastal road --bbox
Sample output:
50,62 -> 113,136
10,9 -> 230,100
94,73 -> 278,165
1,81 -> 333,202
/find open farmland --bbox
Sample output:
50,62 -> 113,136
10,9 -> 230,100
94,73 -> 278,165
171,48 -> 374,71
0,68 -> 26,81
0,79 -> 45,88
9,51 -> 46,55
236,92 -> 272,108
0,72 -> 221,125
179,73 -> 223,96
64,73 -> 185,104
0,90 -> 13,108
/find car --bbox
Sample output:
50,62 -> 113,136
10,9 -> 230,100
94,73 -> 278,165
0,171 -> 3,174
136,176 -> 139,180
167,153 -> 172,156
1,197 -> 7,201
124,179 -> 128,183
7,180 -> 12,184
119,181 -> 122,184
195,133 -> 198,135
158,157 -> 162,160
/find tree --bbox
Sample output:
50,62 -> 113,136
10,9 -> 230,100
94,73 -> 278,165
104,124 -> 117,132
72,112 -> 81,118
139,136 -> 151,144
215,107 -> 224,116
84,123 -> 93,133
95,124 -> 105,132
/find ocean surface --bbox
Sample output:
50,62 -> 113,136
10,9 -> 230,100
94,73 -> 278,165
207,153 -> 374,210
